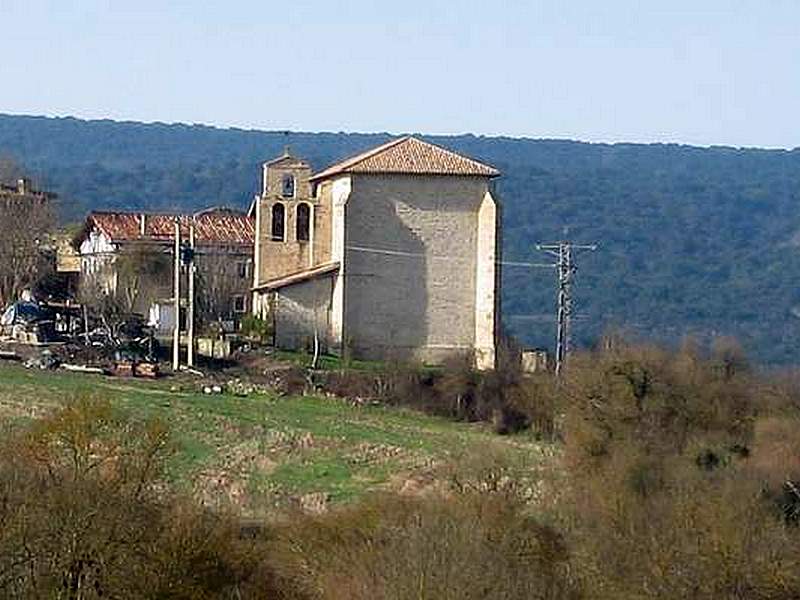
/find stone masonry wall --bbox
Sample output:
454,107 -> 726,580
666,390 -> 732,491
274,275 -> 334,351
342,174 -> 492,364
256,158 -> 332,286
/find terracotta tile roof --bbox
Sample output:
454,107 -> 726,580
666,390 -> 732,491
309,136 -> 500,181
252,262 -> 340,292
263,150 -> 310,168
80,208 -> 254,246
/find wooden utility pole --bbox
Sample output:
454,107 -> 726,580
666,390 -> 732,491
537,241 -> 597,377
172,218 -> 181,371
187,219 -> 196,367
82,303 -> 89,344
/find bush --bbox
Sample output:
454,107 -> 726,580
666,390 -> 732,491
240,314 -> 273,342
272,493 -> 581,600
0,396 -> 308,599
554,341 -> 800,599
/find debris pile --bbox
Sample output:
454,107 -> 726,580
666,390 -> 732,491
23,349 -> 59,370
1,297 -> 162,378
1,301 -> 57,345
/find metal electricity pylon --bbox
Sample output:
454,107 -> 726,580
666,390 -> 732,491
536,240 -> 598,376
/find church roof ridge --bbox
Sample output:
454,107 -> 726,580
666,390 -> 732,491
309,136 -> 499,181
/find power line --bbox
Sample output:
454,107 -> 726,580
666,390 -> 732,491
347,241 -> 599,375
500,260 -> 557,269
537,241 -> 598,377
346,244 -> 555,268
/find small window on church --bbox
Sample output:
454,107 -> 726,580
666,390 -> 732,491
271,203 -> 285,241
282,174 -> 295,198
296,203 -> 310,242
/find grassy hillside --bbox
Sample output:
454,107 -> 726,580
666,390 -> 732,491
2,114 -> 800,363
0,363 -> 547,515
3,343 -> 799,598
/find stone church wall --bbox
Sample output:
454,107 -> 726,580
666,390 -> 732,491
273,275 -> 334,351
342,174 -> 491,364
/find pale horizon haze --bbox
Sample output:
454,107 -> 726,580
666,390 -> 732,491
1,0 -> 798,149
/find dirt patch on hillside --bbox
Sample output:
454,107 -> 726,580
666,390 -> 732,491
194,439 -> 278,510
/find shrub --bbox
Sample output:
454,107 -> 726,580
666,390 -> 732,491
273,493 -> 581,600
240,314 -> 273,342
555,341 -> 800,599
0,396 -> 308,599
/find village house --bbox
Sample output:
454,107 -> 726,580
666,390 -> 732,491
0,177 -> 54,205
73,207 -> 254,333
251,137 -> 500,369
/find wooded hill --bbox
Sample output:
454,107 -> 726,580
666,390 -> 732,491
2,113 -> 800,364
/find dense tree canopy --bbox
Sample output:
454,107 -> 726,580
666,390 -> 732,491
2,114 -> 799,363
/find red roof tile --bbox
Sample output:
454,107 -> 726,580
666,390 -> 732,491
310,136 -> 500,181
82,208 -> 254,246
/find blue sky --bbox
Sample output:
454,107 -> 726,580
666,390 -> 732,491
2,0 -> 798,148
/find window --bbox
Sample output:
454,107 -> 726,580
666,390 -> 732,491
237,261 -> 248,279
233,295 -> 246,313
271,203 -> 285,241
296,203 -> 311,242
281,174 -> 295,198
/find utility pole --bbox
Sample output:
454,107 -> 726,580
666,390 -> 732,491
187,218 -> 196,368
172,218 -> 181,372
537,240 -> 597,376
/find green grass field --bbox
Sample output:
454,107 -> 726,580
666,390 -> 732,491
0,362 -> 552,515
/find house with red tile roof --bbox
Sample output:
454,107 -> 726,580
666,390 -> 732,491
73,207 -> 254,328
252,137 -> 500,369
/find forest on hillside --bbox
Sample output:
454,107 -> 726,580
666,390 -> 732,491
2,113 -> 800,363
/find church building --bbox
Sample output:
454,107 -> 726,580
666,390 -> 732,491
251,137 -> 500,369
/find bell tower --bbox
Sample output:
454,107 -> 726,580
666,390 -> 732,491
253,149 -> 317,287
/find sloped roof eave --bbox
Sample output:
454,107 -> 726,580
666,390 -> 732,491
263,153 -> 310,167
310,170 -> 500,182
252,262 -> 340,292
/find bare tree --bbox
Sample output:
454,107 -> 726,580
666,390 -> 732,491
78,244 -> 171,335
115,245 -> 171,314
309,282 -> 331,369
0,166 -> 55,307
0,155 -> 25,184
194,253 -> 240,328
77,259 -> 126,338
